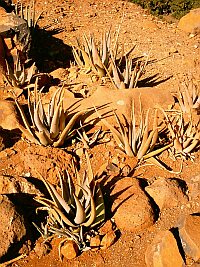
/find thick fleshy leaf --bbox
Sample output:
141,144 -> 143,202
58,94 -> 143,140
74,194 -> 86,224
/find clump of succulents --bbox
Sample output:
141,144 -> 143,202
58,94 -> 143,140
111,56 -> 148,89
16,82 -> 90,147
72,31 -> 111,77
101,102 -> 172,166
34,157 -> 105,251
14,0 -> 42,30
72,30 -> 148,89
4,50 -> 37,89
174,80 -> 200,114
161,108 -> 200,159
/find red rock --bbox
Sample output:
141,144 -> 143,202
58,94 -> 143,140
111,177 -> 155,232
34,241 -> 50,258
99,220 -> 113,235
50,68 -> 69,80
145,178 -> 188,210
0,9 -> 27,37
61,240 -> 79,259
0,175 -> 41,195
0,133 -> 5,152
0,195 -> 26,258
90,235 -> 101,251
21,146 -> 73,184
0,100 -> 19,130
0,36 -> 6,84
101,230 -> 116,250
145,230 -> 184,267
178,8 -> 200,34
178,214 -> 200,261
62,86 -> 174,127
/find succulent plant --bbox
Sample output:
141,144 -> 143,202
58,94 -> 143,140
111,56 -> 148,89
72,31 -> 111,77
15,83 -> 91,147
76,122 -> 102,149
161,108 -> 200,159
34,157 -> 105,251
72,30 -> 148,89
14,0 -> 42,30
174,80 -> 200,114
4,51 -> 37,89
100,102 -> 172,167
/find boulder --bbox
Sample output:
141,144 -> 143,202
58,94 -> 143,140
0,175 -> 41,195
111,177 -> 155,232
0,133 -> 5,152
178,8 -> 200,35
178,214 -> 200,262
0,35 -> 6,83
145,230 -> 184,267
145,178 -> 188,210
21,145 -> 74,185
61,86 -> 174,127
0,100 -> 19,130
0,8 -> 28,38
0,195 -> 26,258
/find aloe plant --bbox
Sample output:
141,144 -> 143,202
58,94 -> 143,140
4,51 -> 37,89
15,83 -> 90,147
72,31 -> 111,77
175,81 -> 200,114
161,108 -> 200,158
34,158 -> 105,250
14,0 -> 42,30
111,56 -> 148,89
100,102 -> 172,167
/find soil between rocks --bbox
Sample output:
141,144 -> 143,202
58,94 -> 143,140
0,0 -> 200,266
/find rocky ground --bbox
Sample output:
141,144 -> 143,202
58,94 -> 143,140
0,0 -> 200,266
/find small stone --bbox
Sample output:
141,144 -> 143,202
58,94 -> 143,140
61,240 -> 79,259
169,47 -> 178,54
145,230 -> 184,267
178,214 -> 200,261
101,230 -> 116,250
50,67 -> 69,80
34,241 -> 51,258
73,83 -> 84,92
141,20 -> 158,30
4,37 -> 13,51
106,162 -> 120,175
120,164 -> 131,176
99,220 -> 113,235
90,235 -> 101,251
75,147 -> 84,158
91,75 -> 99,82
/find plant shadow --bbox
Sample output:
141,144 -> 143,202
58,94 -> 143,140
30,26 -> 73,73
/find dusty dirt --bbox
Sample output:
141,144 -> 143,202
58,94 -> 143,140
0,0 -> 200,266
